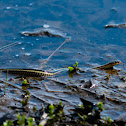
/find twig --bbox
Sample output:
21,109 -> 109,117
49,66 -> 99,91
41,38 -> 71,68
43,82 -> 63,92
0,41 -> 19,52
43,81 -> 71,93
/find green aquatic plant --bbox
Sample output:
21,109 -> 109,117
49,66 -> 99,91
22,79 -> 31,90
68,61 -> 84,75
68,61 -> 80,73
68,62 -> 80,78
48,101 -> 64,119
3,120 -> 13,126
47,101 -> 64,125
49,104 -> 55,118
68,66 -> 74,72
21,91 -> 30,107
73,99 -> 105,125
22,79 -> 30,85
78,113 -> 87,122
32,106 -> 37,111
107,117 -> 113,123
2,101 -> 120,126
2,114 -> 37,126
28,117 -> 35,126
17,114 -> 26,126
97,102 -> 104,111
73,61 -> 79,67
93,102 -> 104,119
103,116 -> 113,125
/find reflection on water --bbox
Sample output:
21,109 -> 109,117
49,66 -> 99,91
0,0 -> 126,120
105,69 -> 119,75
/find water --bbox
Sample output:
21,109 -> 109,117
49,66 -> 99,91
0,0 -> 126,121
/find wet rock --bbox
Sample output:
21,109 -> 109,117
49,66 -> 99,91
119,76 -> 125,82
84,79 -> 93,88
0,95 -> 12,106
96,94 -> 106,100
84,79 -> 96,88
92,74 -> 98,77
80,79 -> 85,83
73,98 -> 94,115
80,98 -> 94,107
114,120 -> 126,126
78,69 -> 85,73
0,111 -> 17,125
115,112 -> 126,125
104,75 -> 110,80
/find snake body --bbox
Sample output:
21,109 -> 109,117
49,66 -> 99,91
0,69 -> 54,77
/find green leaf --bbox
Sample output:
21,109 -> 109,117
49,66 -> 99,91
59,101 -> 62,106
107,117 -> 113,123
73,61 -> 78,67
22,79 -> 28,85
68,67 -> 74,72
28,117 -> 34,126
97,102 -> 104,111
3,120 -> 13,126
49,105 -> 54,118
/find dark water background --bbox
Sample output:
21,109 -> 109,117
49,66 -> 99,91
0,0 -> 126,121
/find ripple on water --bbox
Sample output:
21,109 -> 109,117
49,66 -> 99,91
15,54 -> 19,57
24,53 -> 31,56
21,47 -> 25,50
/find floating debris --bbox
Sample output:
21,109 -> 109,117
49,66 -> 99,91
94,61 -> 122,70
111,7 -> 118,12
105,23 -> 126,28
21,27 -> 66,38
